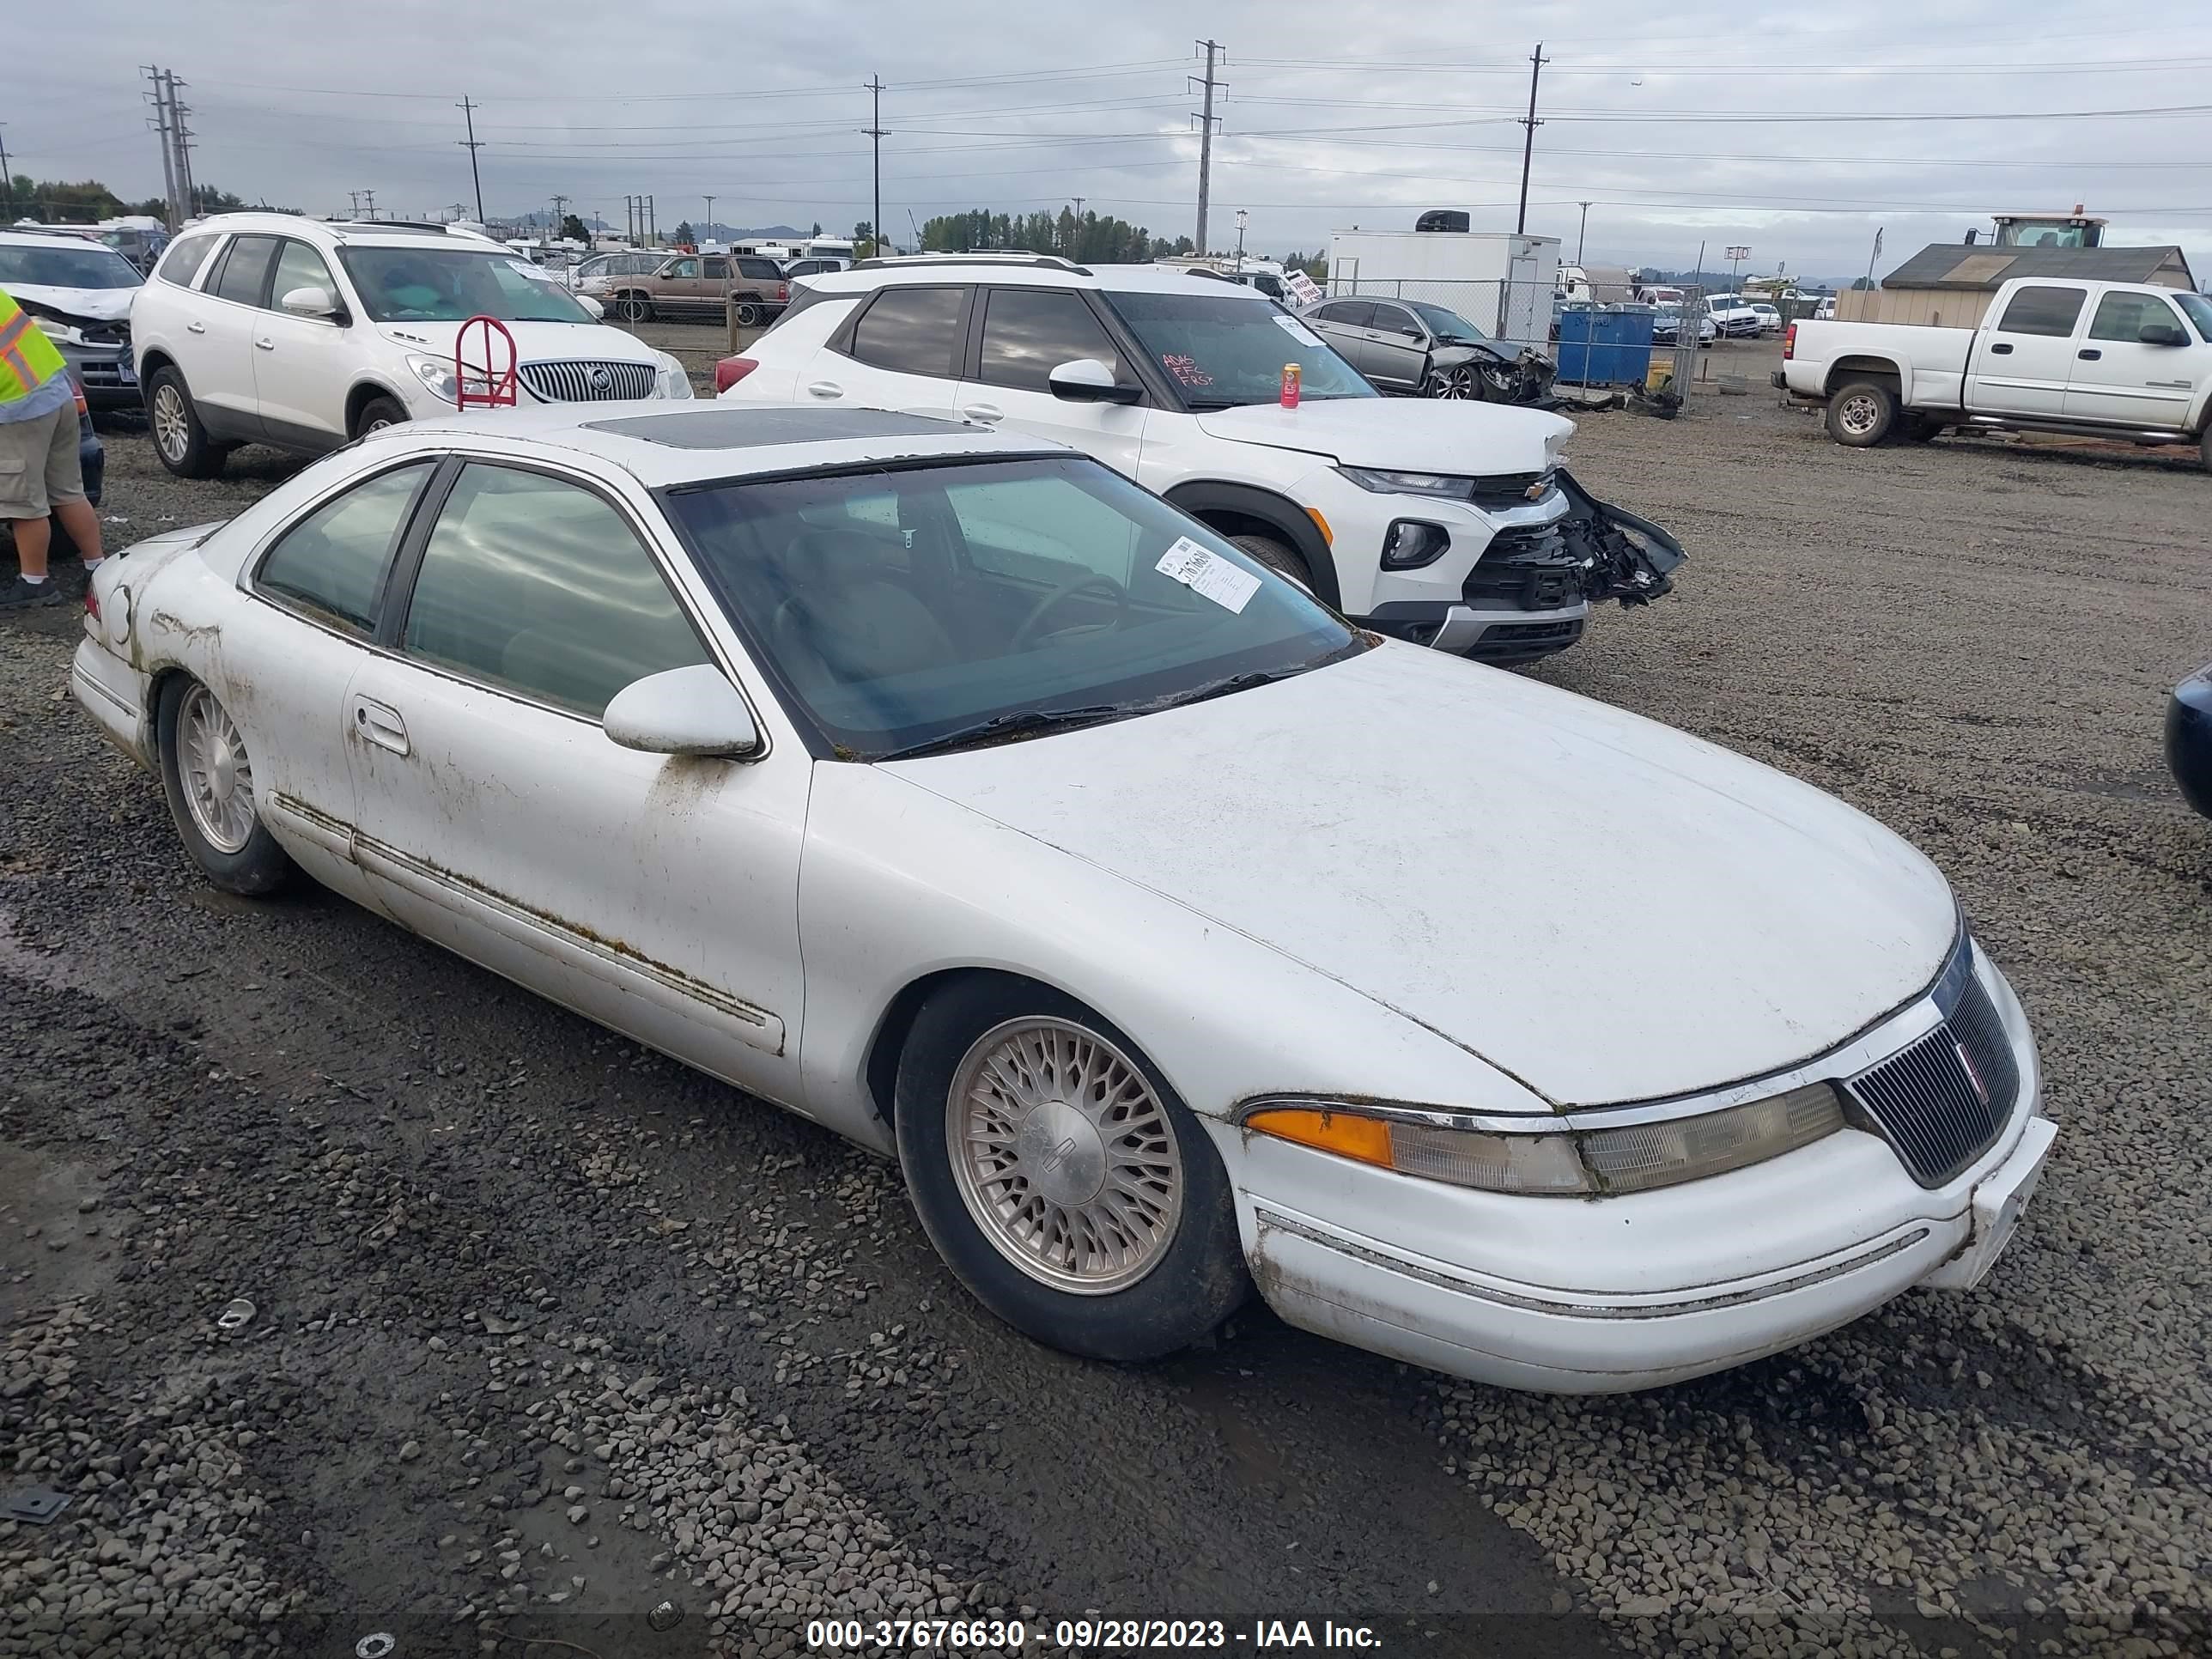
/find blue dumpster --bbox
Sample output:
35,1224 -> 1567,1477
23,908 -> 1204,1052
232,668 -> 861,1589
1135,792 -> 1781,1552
1555,304 -> 1657,386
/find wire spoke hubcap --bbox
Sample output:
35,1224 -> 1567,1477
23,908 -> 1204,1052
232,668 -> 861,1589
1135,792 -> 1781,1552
947,1016 -> 1183,1295
178,685 -> 257,854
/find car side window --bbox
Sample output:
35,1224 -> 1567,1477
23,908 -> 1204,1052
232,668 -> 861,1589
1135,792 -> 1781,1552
738,257 -> 781,282
1323,301 -> 1374,328
1370,304 -> 1417,336
210,234 -> 282,307
704,258 -> 729,279
1995,286 -> 2087,337
269,240 -> 337,311
847,286 -> 965,377
155,233 -> 218,289
2087,291 -> 2179,343
665,258 -> 701,280
255,462 -> 434,635
976,287 -> 1124,392
400,464 -> 709,719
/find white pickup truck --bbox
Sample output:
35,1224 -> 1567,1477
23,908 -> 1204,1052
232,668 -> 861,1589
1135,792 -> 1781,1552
1778,276 -> 2212,470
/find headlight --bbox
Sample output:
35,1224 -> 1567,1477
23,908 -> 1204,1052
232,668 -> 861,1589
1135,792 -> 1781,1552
407,354 -> 459,404
1541,430 -> 1568,472
1337,465 -> 1474,499
1244,1082 -> 1844,1197
34,320 -> 87,347
653,351 -> 694,399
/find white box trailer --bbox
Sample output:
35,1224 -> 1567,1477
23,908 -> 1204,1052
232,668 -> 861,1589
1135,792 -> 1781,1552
1327,230 -> 1561,351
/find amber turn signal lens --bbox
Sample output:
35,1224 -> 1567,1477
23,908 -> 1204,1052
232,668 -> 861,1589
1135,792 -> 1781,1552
1243,1106 -> 1393,1167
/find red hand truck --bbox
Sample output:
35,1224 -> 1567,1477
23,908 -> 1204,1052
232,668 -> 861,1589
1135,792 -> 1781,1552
454,314 -> 519,410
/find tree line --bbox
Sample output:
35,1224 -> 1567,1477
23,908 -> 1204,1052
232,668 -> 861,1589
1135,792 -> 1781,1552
4,177 -> 264,222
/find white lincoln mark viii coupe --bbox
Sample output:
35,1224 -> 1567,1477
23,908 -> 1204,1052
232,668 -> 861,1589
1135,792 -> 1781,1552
70,404 -> 2054,1393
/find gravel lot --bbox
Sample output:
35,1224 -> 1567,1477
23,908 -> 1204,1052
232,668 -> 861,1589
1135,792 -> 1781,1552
3,335 -> 2209,1658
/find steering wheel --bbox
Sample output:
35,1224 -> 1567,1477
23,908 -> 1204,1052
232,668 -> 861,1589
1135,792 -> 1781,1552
1012,572 -> 1127,650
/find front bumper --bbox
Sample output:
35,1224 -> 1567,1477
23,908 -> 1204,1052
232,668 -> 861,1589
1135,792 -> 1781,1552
1228,948 -> 2051,1394
2166,665 -> 2212,818
59,340 -> 139,410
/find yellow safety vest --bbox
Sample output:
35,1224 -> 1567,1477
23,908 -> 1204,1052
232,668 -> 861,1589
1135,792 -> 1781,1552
0,287 -> 71,405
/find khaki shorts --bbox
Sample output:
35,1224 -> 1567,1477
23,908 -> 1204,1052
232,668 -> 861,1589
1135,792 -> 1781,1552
0,404 -> 85,520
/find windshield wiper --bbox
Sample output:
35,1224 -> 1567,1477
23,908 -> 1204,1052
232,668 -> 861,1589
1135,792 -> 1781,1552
874,704 -> 1129,762
1152,665 -> 1310,711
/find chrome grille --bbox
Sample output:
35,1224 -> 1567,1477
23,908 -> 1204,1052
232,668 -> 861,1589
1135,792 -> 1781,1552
1847,976 -> 2015,1188
519,360 -> 657,403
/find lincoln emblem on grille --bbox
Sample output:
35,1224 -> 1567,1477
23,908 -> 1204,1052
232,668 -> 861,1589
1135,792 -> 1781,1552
588,367 -> 612,392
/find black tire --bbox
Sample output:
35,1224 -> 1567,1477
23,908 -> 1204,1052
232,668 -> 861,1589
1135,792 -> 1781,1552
1227,532 -> 1316,594
155,676 -> 295,896
352,395 -> 409,439
2200,427 -> 2211,476
615,292 -> 653,324
1826,380 -> 1899,447
732,301 -> 760,328
1901,416 -> 1943,443
1423,364 -> 1485,401
894,978 -> 1250,1364
145,367 -> 226,479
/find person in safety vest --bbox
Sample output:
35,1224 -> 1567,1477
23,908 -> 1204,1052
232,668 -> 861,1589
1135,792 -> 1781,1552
1,284 -> 106,610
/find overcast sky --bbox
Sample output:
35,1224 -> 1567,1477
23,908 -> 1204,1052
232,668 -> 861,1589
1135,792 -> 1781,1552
9,0 -> 2212,282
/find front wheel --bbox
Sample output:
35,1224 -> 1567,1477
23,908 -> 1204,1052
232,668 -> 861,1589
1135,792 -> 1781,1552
1826,380 -> 1899,447
146,368 -> 226,479
1227,532 -> 1316,595
895,980 -> 1249,1364
1424,364 -> 1483,400
353,395 -> 408,439
156,676 -> 294,896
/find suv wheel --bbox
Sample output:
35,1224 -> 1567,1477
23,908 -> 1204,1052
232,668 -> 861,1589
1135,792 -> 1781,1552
732,301 -> 760,327
146,368 -> 226,479
615,293 -> 653,324
353,395 -> 409,439
1229,532 -> 1316,594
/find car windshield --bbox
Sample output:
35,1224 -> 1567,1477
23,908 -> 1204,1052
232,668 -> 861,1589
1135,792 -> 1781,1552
337,246 -> 595,323
1102,290 -> 1376,409
1408,301 -> 1488,343
2174,291 -> 2212,341
664,454 -> 1364,760
0,242 -> 143,290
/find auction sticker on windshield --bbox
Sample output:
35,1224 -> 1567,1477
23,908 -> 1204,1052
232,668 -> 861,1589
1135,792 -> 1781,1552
1273,314 -> 1324,349
1157,537 -> 1261,613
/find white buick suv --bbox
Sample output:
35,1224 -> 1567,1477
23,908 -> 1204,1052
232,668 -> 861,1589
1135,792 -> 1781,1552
714,254 -> 1683,663
131,214 -> 692,477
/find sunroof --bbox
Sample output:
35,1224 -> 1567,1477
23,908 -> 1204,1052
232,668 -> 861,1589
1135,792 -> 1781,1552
580,408 -> 965,449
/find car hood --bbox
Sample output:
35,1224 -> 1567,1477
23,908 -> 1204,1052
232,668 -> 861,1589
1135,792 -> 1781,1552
1433,338 -> 1528,367
374,319 -> 660,363
10,284 -> 137,326
884,643 -> 1957,1108
1191,397 -> 1572,471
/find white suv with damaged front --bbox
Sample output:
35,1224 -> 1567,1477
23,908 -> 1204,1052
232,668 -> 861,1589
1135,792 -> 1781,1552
714,256 -> 1683,665
129,213 -> 690,477
70,404 -> 2051,1393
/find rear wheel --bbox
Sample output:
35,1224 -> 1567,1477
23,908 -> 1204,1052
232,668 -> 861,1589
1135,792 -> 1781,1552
156,677 -> 294,896
1826,380 -> 1899,447
895,978 -> 1249,1364
615,292 -> 653,324
1227,532 -> 1316,594
732,301 -> 761,327
146,368 -> 226,479
352,395 -> 408,439
2200,427 -> 2211,475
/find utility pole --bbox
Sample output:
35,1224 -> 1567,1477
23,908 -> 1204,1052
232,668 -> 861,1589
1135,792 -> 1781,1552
647,196 -> 657,246
1190,40 -> 1223,253
864,76 -> 884,261
144,68 -> 181,231
348,190 -> 361,219
0,125 -> 12,221
362,189 -> 376,222
551,193 -> 568,238
702,193 -> 714,242
1516,42 -> 1547,235
458,97 -> 485,222
1576,201 -> 1591,265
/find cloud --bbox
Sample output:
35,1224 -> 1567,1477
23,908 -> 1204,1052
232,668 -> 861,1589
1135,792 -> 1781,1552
9,0 -> 2210,281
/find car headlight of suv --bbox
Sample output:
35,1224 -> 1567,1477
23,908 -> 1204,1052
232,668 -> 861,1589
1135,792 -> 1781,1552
1337,465 -> 1475,499
33,319 -> 88,347
653,351 -> 695,399
407,354 -> 459,404
1244,1083 -> 1845,1196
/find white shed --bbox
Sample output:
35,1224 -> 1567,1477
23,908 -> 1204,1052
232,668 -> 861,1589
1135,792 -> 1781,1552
1327,230 -> 1561,350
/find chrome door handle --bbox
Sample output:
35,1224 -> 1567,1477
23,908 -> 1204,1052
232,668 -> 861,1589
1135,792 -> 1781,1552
805,380 -> 842,399
960,403 -> 1004,423
185,321 -> 207,334
254,337 -> 276,350
350,696 -> 410,757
